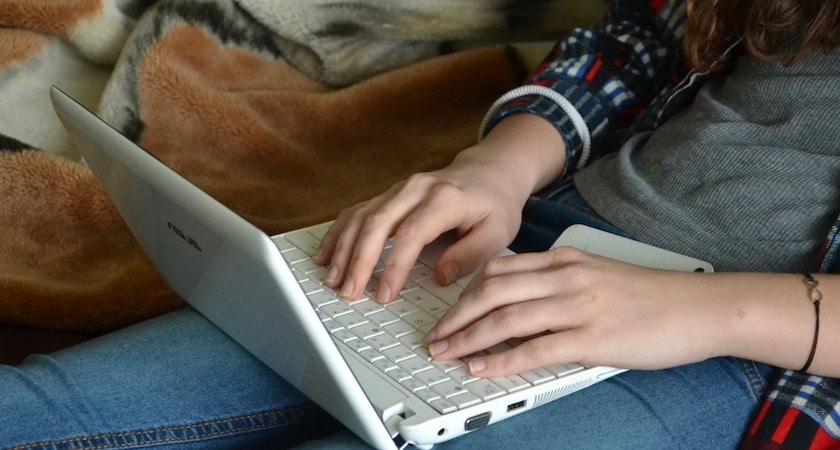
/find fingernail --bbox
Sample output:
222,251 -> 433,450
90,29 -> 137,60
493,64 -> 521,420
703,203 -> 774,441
314,247 -> 324,262
424,329 -> 437,344
325,265 -> 339,285
428,340 -> 449,357
468,358 -> 486,374
340,277 -> 355,298
375,284 -> 391,304
442,261 -> 459,285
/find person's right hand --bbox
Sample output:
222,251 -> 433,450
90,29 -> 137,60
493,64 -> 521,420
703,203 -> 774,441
314,158 -> 525,304
313,114 -> 568,303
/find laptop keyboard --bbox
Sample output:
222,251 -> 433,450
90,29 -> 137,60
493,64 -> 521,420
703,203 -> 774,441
277,224 -> 583,414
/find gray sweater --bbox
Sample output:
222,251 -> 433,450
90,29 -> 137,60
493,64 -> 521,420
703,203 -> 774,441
575,50 -> 840,272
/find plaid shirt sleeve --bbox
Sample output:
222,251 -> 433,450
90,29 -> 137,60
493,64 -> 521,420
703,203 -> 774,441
479,0 -> 688,178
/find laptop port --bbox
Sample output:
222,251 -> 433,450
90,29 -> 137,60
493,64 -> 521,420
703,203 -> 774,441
464,412 -> 492,431
507,400 -> 526,412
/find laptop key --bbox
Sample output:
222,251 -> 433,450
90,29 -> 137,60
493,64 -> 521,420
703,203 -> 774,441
408,264 -> 435,282
385,300 -> 416,318
298,278 -> 323,294
490,374 -> 531,393
382,344 -> 415,363
402,310 -> 436,331
334,312 -> 367,329
519,368 -> 555,385
398,356 -> 433,375
397,331 -> 425,350
367,310 -> 401,328
345,338 -> 371,353
320,301 -> 353,317
386,367 -> 413,383
416,297 -> 448,317
414,368 -> 449,387
321,318 -> 343,333
273,236 -> 295,252
429,398 -> 458,414
351,322 -> 383,340
284,231 -> 321,256
332,328 -> 356,343
401,286 -> 435,304
417,278 -> 461,306
414,387 -> 442,403
373,357 -> 397,373
358,348 -> 385,363
546,363 -> 585,377
382,319 -> 414,338
400,376 -> 425,392
447,366 -> 479,386
431,379 -> 467,399
465,379 -> 506,401
365,334 -> 400,352
351,300 -> 383,316
449,391 -> 481,409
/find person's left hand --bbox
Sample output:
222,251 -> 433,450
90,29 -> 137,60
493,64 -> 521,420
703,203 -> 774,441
424,246 -> 723,377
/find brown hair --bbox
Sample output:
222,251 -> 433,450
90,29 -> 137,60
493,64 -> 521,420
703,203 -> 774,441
684,0 -> 840,73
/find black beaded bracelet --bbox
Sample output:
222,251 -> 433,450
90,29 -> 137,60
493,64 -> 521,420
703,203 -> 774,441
801,273 -> 823,373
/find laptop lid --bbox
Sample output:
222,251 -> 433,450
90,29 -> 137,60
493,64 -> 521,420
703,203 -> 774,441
50,86 -> 400,450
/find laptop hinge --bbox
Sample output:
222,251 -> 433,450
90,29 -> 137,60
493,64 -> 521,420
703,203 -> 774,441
385,414 -> 413,450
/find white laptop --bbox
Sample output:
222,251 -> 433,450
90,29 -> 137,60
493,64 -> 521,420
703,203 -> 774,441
51,86 -> 713,449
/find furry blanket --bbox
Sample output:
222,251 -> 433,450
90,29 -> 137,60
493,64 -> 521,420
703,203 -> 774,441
0,0 -> 607,333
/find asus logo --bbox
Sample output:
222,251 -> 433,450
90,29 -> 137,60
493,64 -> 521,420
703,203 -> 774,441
167,222 -> 203,252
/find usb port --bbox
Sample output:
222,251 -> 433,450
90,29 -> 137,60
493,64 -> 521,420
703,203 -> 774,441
507,400 -> 526,412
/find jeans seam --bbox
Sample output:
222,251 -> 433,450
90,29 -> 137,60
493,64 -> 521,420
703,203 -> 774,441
10,404 -> 319,450
737,358 -> 771,402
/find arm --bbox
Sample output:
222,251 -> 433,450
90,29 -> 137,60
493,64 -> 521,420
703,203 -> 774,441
316,0 -> 688,303
483,0 -> 688,177
424,249 -> 840,378
315,114 -> 565,302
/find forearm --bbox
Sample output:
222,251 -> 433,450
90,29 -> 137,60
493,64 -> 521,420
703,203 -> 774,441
698,272 -> 839,377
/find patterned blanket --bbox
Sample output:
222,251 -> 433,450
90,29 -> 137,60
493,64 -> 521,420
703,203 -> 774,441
0,0 -> 608,332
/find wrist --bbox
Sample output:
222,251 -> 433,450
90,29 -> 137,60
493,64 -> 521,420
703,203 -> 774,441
457,114 -> 567,197
711,273 -> 819,371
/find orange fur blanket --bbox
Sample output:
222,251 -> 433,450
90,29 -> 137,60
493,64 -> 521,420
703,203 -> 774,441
0,0 -> 606,332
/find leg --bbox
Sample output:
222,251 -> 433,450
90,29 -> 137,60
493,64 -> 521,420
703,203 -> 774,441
511,180 -> 628,253
435,358 -> 775,449
294,358 -> 775,449
0,288 -> 775,450
0,308 -> 340,449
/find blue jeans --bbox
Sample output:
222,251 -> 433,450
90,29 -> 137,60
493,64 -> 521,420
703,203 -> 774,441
1,185 -> 776,449
511,179 -> 628,253
1,309 -> 774,449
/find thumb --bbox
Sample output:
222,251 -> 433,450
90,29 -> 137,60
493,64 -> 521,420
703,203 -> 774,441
436,222 -> 511,285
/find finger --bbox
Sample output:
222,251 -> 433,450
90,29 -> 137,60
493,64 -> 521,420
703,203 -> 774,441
430,247 -> 591,338
429,296 -> 571,362
435,219 -> 513,286
315,205 -> 364,285
314,211 -> 346,267
375,182 -> 477,303
427,260 -> 571,344
466,330 -> 587,378
314,201 -> 361,266
324,179 -> 433,299
474,246 -> 587,279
